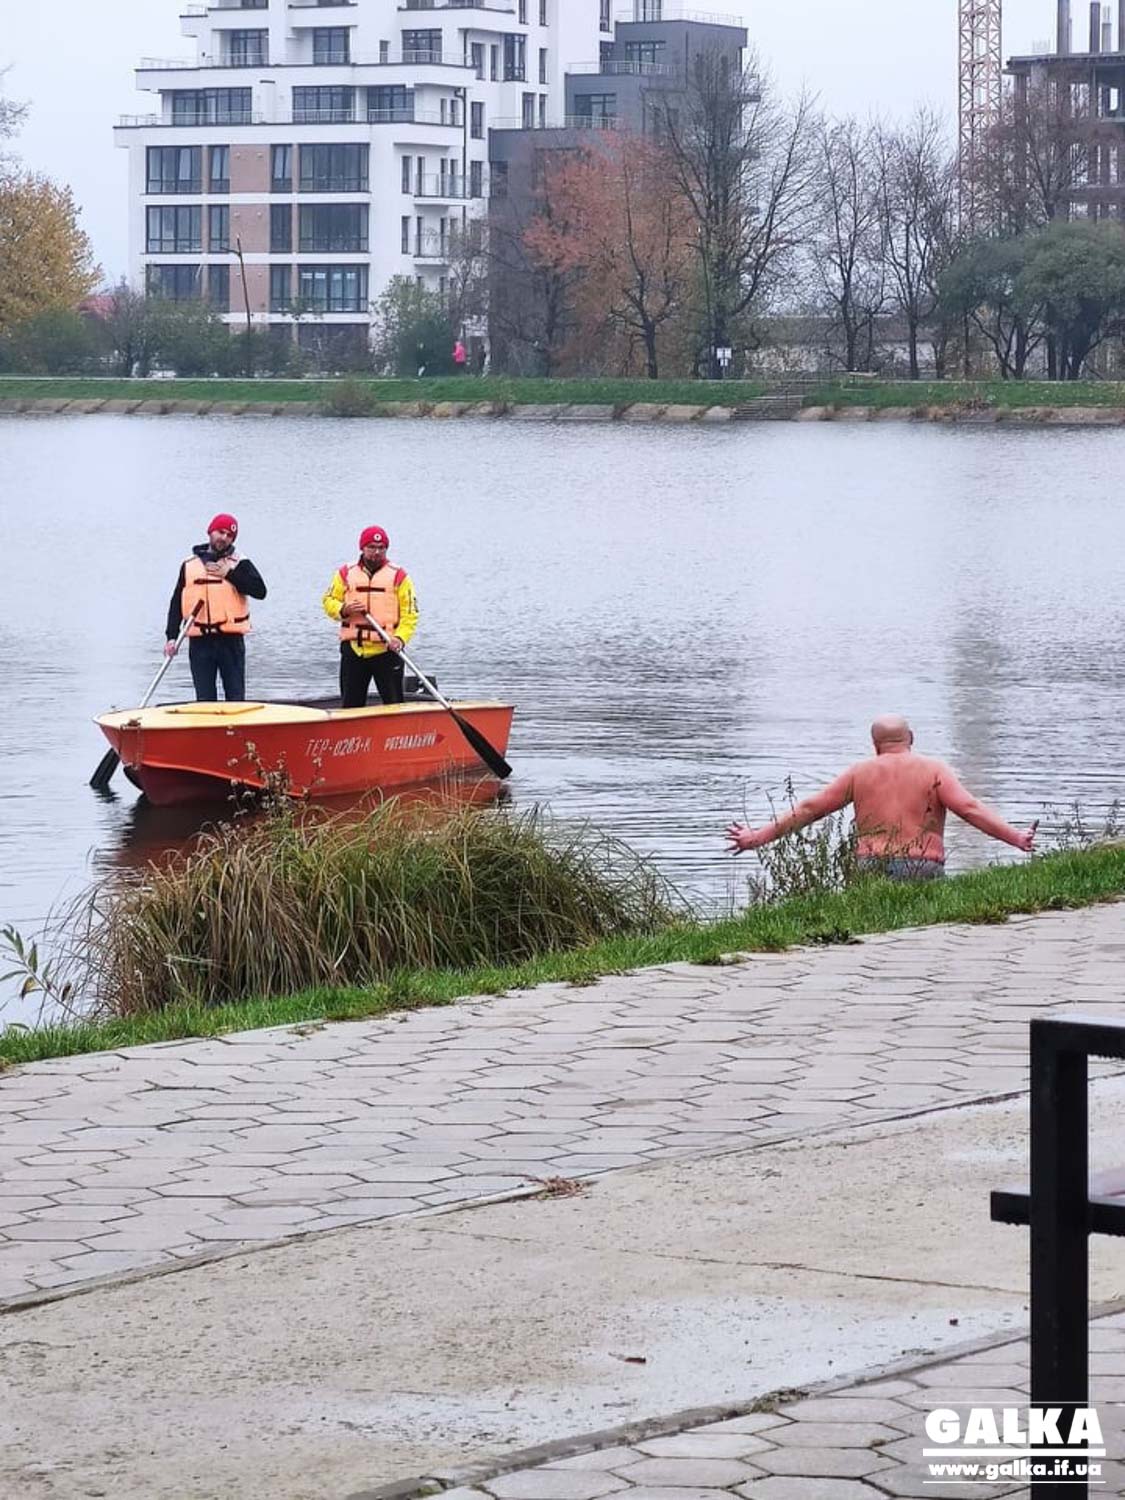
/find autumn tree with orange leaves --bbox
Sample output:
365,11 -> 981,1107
523,136 -> 693,379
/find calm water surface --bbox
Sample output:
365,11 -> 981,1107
2,413 -> 1123,1021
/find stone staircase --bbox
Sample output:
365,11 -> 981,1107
732,383 -> 811,421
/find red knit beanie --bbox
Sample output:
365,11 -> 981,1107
208,513 -> 238,537
359,526 -> 389,549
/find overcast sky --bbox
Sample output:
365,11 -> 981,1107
2,0 -> 1052,282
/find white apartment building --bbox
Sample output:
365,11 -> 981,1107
115,0 -> 610,356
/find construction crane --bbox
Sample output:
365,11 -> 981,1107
958,0 -> 1003,230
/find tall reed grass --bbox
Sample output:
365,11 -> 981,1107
79,798 -> 680,1016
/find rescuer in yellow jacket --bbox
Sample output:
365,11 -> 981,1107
322,525 -> 419,708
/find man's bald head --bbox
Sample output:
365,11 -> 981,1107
871,715 -> 914,752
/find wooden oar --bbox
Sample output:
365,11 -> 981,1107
361,612 -> 512,781
89,604 -> 202,791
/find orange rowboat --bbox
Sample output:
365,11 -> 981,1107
95,698 -> 516,806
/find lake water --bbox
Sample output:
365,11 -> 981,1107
2,412 -> 1124,1024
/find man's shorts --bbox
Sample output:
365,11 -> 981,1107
855,857 -> 946,883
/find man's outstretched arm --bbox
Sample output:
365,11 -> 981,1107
937,767 -> 1036,852
727,771 -> 855,854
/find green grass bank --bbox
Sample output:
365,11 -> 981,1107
0,375 -> 766,409
806,378 -> 1125,409
3,845 -> 1121,1070
5,374 -> 1125,412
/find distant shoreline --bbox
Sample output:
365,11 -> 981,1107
5,375 -> 1125,425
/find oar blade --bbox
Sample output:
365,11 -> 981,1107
89,748 -> 120,791
449,710 -> 513,781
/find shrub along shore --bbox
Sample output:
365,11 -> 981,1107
6,375 -> 1125,418
3,843 -> 1123,1071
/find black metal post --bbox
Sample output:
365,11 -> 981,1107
1030,1019 -> 1089,1499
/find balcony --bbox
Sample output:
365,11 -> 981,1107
414,234 -> 450,260
118,108 -> 460,129
414,173 -> 468,198
569,59 -> 679,77
490,114 -> 621,131
614,4 -> 743,21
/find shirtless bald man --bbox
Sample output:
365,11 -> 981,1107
726,716 -> 1037,881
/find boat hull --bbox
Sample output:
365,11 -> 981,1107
97,699 -> 515,807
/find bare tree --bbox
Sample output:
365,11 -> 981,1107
524,135 -> 693,379
489,149 -> 583,375
660,49 -> 818,378
983,78 -> 1088,233
808,116 -> 885,372
874,109 -> 960,379
0,71 -> 28,171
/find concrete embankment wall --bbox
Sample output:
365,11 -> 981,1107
4,397 -> 1125,425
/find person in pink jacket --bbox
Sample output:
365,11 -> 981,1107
726,715 -> 1037,881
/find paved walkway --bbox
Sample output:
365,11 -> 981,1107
2,903 -> 1124,1305
393,1312 -> 1125,1500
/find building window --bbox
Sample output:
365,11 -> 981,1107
298,203 -> 368,252
624,40 -> 666,65
599,0 -> 610,30
574,93 -> 616,123
227,30 -> 268,66
402,30 -> 441,64
146,264 -> 201,301
540,0 -> 548,21
298,143 -> 369,193
539,94 -> 547,127
401,156 -> 412,193
471,43 -> 484,79
292,87 -> 355,124
209,204 -> 230,252
518,0 -> 527,21
379,40 -> 390,63
297,264 -> 369,313
539,48 -> 548,84
313,28 -> 350,64
368,85 -> 414,123
146,205 -> 202,254
521,93 -> 535,128
489,159 -> 508,198
270,203 -> 293,252
470,159 -> 483,197
470,101 -> 484,139
270,264 -> 292,314
271,144 -> 293,193
209,263 -> 231,314
504,35 -> 526,81
147,146 -> 201,195
208,145 -> 230,194
401,215 -> 410,253
171,89 -> 252,125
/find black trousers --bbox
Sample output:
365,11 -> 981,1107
340,645 -> 405,708
189,635 -> 246,701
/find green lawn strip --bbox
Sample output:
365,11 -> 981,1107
806,379 -> 1125,410
2,846 -> 1121,1069
0,376 -> 768,409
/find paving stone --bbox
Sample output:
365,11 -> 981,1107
635,1435 -> 772,1459
753,1445 -> 896,1477
545,1448 -> 644,1471
692,1417 -> 792,1437
734,1480 -> 888,1500
778,1399 -> 913,1426
765,1422 -> 902,1448
616,1457 -> 762,1487
484,1469 -> 627,1498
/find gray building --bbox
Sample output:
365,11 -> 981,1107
565,14 -> 747,134
486,5 -> 747,371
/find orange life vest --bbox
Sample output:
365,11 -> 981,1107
339,561 -> 404,645
181,556 -> 251,637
